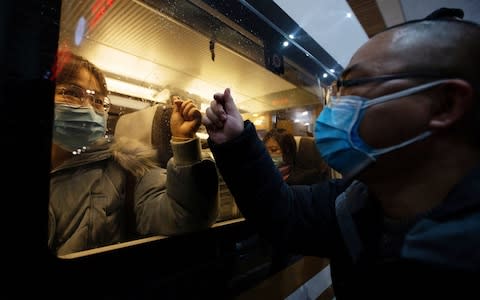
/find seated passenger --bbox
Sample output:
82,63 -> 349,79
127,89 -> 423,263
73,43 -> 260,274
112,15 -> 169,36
263,128 -> 329,274
48,49 -> 218,256
263,128 -> 296,182
263,128 -> 329,185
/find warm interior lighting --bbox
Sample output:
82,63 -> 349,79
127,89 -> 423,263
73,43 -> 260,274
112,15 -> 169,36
200,103 -> 210,113
106,77 -> 169,102
253,119 -> 264,125
196,132 -> 209,139
108,94 -> 152,110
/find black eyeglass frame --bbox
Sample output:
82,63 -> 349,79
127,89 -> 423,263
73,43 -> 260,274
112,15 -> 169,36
335,73 -> 451,89
324,72 -> 460,105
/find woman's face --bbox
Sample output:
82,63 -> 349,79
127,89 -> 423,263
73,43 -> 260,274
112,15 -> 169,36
55,67 -> 107,115
265,138 -> 282,157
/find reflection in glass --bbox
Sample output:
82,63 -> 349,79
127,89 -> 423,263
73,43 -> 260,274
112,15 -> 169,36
50,0 -> 337,256
49,46 -> 219,256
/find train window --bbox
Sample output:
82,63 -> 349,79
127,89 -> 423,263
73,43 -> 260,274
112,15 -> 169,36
48,0 -> 353,258
8,1 -> 479,298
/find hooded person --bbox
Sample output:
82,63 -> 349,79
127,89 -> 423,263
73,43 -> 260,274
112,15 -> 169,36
48,49 -> 219,256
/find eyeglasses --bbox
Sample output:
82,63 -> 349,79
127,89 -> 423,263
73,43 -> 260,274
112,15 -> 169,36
55,84 -> 111,113
325,73 -> 450,105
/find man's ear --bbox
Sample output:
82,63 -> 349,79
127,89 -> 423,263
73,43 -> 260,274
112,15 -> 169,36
429,79 -> 474,129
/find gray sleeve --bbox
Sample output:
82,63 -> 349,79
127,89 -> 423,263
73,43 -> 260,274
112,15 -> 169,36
134,138 -> 219,236
48,205 -> 56,250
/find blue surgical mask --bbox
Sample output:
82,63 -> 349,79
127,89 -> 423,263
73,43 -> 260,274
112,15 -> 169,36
314,80 -> 449,179
53,104 -> 107,152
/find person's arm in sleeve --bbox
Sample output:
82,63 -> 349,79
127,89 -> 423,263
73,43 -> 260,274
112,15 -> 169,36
203,88 -> 340,255
134,99 -> 218,236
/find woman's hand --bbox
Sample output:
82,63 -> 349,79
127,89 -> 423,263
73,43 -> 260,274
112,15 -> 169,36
170,98 -> 202,139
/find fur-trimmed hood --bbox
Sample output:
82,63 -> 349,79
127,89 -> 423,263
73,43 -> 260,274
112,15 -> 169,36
52,136 -> 160,178
111,136 -> 159,178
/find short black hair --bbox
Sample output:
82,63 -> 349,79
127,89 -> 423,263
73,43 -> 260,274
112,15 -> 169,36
382,9 -> 478,35
424,7 -> 464,20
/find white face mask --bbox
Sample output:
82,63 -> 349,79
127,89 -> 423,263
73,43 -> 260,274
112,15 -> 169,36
270,154 -> 285,168
314,80 -> 449,178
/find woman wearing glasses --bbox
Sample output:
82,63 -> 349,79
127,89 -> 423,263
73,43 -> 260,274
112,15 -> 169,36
48,49 -> 219,256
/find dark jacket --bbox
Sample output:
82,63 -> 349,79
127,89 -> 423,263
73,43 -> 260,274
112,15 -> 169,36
208,120 -> 480,298
286,135 -> 329,186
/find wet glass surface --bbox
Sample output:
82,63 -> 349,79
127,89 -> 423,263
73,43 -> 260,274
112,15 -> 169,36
49,0 -> 339,256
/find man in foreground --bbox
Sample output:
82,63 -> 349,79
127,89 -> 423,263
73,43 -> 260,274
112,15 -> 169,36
203,17 -> 480,298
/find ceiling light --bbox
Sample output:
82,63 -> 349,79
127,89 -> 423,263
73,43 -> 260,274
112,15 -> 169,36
106,77 -> 168,102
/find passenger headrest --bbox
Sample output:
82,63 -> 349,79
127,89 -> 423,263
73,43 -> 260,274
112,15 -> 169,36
115,104 -> 173,168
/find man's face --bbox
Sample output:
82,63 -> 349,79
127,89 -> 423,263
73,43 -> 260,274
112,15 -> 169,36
339,30 -> 438,176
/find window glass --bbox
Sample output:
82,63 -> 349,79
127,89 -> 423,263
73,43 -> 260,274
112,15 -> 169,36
49,0 -> 339,257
